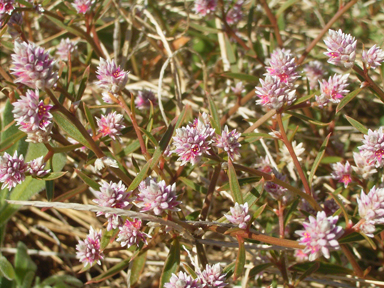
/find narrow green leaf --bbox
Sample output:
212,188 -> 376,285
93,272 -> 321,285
38,275 -> 83,287
36,171 -> 67,181
159,122 -> 175,152
220,72 -> 259,82
227,161 -> 243,204
160,238 -> 180,288
222,262 -> 235,278
345,115 -> 368,134
14,242 -> 37,286
120,140 -> 140,156
292,93 -> 316,106
234,236 -> 245,280
75,169 -> 100,190
320,156 -> 343,164
150,146 -> 162,170
252,203 -> 267,220
0,256 -> 15,281
179,177 -> 208,194
83,102 -> 96,136
45,180 -> 54,201
0,131 -> 26,152
308,133 -> 331,185
276,0 -> 299,17
291,262 -> 353,275
360,232 -> 376,250
140,127 -> 159,146
44,15 -> 85,39
284,198 -> 299,226
207,95 -> 221,134
249,263 -> 274,278
130,252 -> 147,286
101,229 -> 119,250
294,262 -> 320,286
20,271 -> 34,288
76,66 -> 90,102
127,160 -> 151,191
182,263 -> 198,279
328,193 -> 349,225
189,22 -> 221,33
336,87 -> 363,113
287,111 -> 329,126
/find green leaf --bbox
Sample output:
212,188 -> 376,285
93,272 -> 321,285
36,172 -> 67,181
291,262 -> 353,275
160,238 -> 180,288
140,128 -> 159,147
182,263 -> 198,279
249,263 -> 274,278
220,72 -> 259,82
360,232 -> 376,250
0,131 -> 26,153
222,262 -> 235,279
14,242 -> 37,286
20,271 -> 34,288
130,252 -> 147,286
179,177 -> 208,194
45,180 -> 54,201
120,140 -> 140,156
308,133 -> 331,186
207,95 -> 221,134
284,198 -> 299,226
275,0 -> 299,17
150,146 -> 162,170
287,111 -> 329,126
328,193 -> 349,225
320,156 -> 343,164
227,161 -> 243,204
336,87 -> 363,113
83,102 -> 96,136
252,203 -> 267,220
52,111 -> 92,149
127,160 -> 151,191
38,275 -> 83,287
292,93 -> 316,106
234,236 -> 245,280
345,115 -> 368,134
101,228 -> 119,250
338,232 -> 365,243
75,169 -> 100,190
0,256 -> 15,281
76,66 -> 90,102
294,262 -> 320,286
189,22 -> 221,34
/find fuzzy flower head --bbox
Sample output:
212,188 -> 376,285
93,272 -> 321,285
0,151 -> 28,190
135,89 -> 158,110
56,38 -> 78,61
358,127 -> 384,168
0,0 -> 15,15
200,263 -> 227,288
231,81 -> 245,95
266,48 -> 299,85
137,177 -> 181,215
214,126 -> 241,160
27,156 -> 50,177
362,45 -> 384,70
93,181 -> 135,231
331,161 -> 352,188
116,219 -> 150,248
76,226 -> 104,267
11,41 -> 58,89
226,1 -> 244,25
316,74 -> 349,108
357,186 -> 384,237
193,0 -> 217,16
171,117 -> 215,166
265,169 -> 293,205
164,272 -> 202,288
72,0 -> 94,14
324,29 -> 356,69
255,75 -> 296,110
296,211 -> 343,261
96,58 -> 129,94
97,112 -> 125,141
352,151 -> 377,179
7,12 -> 23,40
224,202 -> 251,229
303,61 -> 325,90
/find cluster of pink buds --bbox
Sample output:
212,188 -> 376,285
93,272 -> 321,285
331,161 -> 352,188
56,38 -> 78,61
165,271 -> 202,288
76,226 -> 104,267
193,0 -> 217,16
362,45 -> 384,70
116,219 -> 150,248
316,74 -> 349,108
134,89 -> 158,110
303,61 -> 325,90
224,202 -> 251,229
0,0 -> 15,25
96,58 -> 129,95
226,1 -> 244,26
324,29 -> 356,69
72,0 -> 94,14
214,125 -> 241,160
7,12 -> 23,40
358,128 -> 384,168
265,169 -> 293,205
96,111 -> 126,141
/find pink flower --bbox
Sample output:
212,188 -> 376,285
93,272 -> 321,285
358,128 -> 384,168
226,1 -> 244,25
194,0 -> 217,16
294,249 -> 309,262
224,202 -> 251,229
200,263 -> 227,288
324,29 -> 356,69
96,58 -> 129,94
27,156 -> 50,177
56,38 -> 78,61
265,169 -> 293,205
0,151 -> 28,190
296,211 -> 343,261
214,125 -> 241,160
11,41 -> 58,89
362,45 -> 384,70
171,117 -> 215,165
93,181 -> 135,231
303,61 -> 325,90
134,89 -> 158,110
357,186 -> 384,237
331,161 -> 352,188
230,81 -> 245,95
255,156 -> 272,174
352,151 -> 377,179
266,48 -> 299,85
96,112 -> 125,141
137,177 -> 181,215
0,0 -> 15,15
76,226 -> 104,267
72,0 -> 94,14
316,74 -> 349,108
7,12 -> 23,40
164,272 -> 202,288
255,75 -> 296,110
116,219 -> 150,248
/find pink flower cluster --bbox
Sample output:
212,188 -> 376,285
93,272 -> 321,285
117,219 -> 149,248
72,0 -> 94,14
224,202 -> 250,229
214,125 -> 241,160
362,45 -> 384,70
193,0 -> 217,16
358,128 -> 384,168
324,29 -> 356,69
331,161 -> 352,188
96,111 -> 125,141
76,226 -> 104,267
56,38 -> 78,61
134,89 -> 158,110
96,58 -> 129,94
316,74 -> 349,108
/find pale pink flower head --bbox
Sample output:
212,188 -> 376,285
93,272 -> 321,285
357,186 -> 384,237
11,41 -> 58,89
96,111 -> 125,141
194,0 -> 217,16
358,127 -> 384,168
224,202 -> 251,229
230,81 -> 245,95
116,219 -> 150,248
352,151 -> 377,179
214,125 -> 241,160
0,151 -> 28,190
137,177 -> 181,215
226,1 -> 244,25
27,156 -> 50,177
266,48 -> 299,85
164,271 -> 202,288
171,117 -> 215,165
316,74 -> 349,108
200,263 -> 227,288
362,44 -> 384,70
296,211 -> 343,261
255,75 -> 296,110
331,161 -> 352,188
324,29 -> 356,69
72,0 -> 94,14
56,38 -> 78,61
265,169 -> 293,205
76,226 -> 104,267
303,61 -> 325,90
96,58 -> 129,94
0,0 -> 15,15
93,180 -> 135,231
135,89 -> 157,110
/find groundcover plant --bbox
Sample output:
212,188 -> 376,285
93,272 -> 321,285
1,0 -> 384,287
